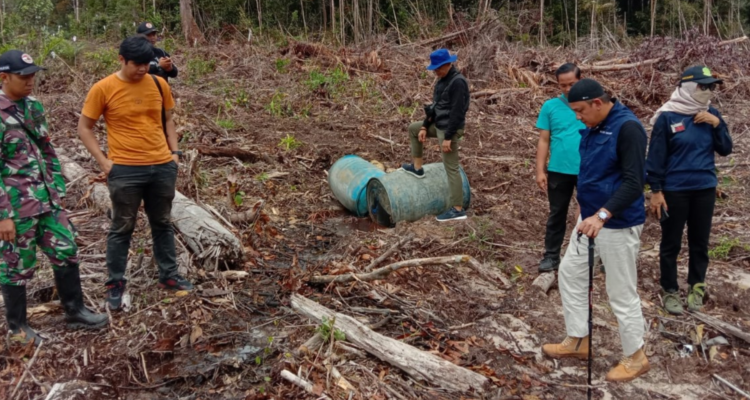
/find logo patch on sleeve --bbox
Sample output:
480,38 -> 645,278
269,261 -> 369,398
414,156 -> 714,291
670,122 -> 685,133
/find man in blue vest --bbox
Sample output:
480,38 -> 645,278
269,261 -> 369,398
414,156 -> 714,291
542,79 -> 649,382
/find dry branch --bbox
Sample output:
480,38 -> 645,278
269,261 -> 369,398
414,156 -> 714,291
227,200 -> 264,224
401,21 -> 488,48
11,340 -> 43,399
195,146 -> 272,164
532,273 -> 556,294
291,294 -> 489,393
280,370 -> 332,399
585,58 -> 661,71
712,374 -> 750,398
690,312 -> 750,344
309,255 -> 470,283
364,234 -> 414,271
554,58 -> 661,72
718,36 -> 748,46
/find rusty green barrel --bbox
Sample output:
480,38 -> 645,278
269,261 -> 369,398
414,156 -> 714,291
366,163 -> 471,227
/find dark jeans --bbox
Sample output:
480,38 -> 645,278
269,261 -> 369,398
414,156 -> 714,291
544,171 -> 578,259
106,161 -> 178,285
659,188 -> 716,292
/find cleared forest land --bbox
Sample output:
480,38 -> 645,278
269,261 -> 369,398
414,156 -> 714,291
4,29 -> 750,399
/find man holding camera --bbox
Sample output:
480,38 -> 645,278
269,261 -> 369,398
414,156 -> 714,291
400,49 -> 470,222
137,22 -> 178,82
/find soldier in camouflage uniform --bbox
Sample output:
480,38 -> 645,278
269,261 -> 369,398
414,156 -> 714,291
0,50 -> 107,345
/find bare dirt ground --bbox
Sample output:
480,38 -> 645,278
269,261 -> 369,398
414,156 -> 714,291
1,31 -> 750,399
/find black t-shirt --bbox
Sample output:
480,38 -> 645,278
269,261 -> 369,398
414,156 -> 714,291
602,120 -> 647,216
149,47 -> 178,81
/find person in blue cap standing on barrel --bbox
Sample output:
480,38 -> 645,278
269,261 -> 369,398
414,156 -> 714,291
400,49 -> 470,222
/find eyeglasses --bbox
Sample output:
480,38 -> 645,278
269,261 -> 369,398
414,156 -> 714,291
698,83 -> 717,91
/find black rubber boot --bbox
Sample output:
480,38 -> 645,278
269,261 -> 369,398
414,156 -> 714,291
1,285 -> 42,345
53,265 -> 108,330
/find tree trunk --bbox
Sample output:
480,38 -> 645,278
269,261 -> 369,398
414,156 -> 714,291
539,0 -> 545,44
590,0 -> 596,45
650,0 -> 656,37
180,0 -> 206,45
704,0 -> 711,35
574,0 -> 578,46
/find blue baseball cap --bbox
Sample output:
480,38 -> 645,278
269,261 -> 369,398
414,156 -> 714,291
426,49 -> 457,71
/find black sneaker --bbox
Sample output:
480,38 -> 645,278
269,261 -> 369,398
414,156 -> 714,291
158,275 -> 194,291
399,163 -> 425,178
539,257 -> 560,273
436,208 -> 467,222
106,281 -> 126,311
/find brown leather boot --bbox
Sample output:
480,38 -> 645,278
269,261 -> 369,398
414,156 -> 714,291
542,336 -> 589,360
605,348 -> 650,382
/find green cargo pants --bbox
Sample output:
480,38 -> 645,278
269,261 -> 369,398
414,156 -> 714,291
0,209 -> 78,286
408,121 -> 464,208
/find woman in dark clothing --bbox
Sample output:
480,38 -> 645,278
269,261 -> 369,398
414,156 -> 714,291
646,65 -> 733,315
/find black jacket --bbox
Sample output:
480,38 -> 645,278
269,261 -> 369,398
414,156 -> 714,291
149,47 -> 178,81
422,66 -> 470,140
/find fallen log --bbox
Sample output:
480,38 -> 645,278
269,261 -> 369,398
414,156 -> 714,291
584,58 -> 661,72
291,294 -> 489,394
194,145 -> 273,164
690,312 -> 750,345
552,58 -> 661,73
59,155 -> 112,213
60,156 -> 243,268
309,255 -> 471,284
532,272 -> 556,294
173,191 -> 244,267
400,21 -> 489,48
718,36 -> 748,46
593,57 -> 628,66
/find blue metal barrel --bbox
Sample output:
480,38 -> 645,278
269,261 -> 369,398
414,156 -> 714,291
328,155 -> 387,217
367,163 -> 471,227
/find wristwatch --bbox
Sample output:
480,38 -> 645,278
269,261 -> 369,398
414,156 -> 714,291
597,210 -> 609,222
171,150 -> 183,158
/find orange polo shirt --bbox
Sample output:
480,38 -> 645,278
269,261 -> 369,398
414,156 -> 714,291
82,73 -> 175,166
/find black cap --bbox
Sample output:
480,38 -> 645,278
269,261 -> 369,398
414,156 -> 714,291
568,78 -> 605,103
0,50 -> 46,75
136,22 -> 158,35
680,65 -> 723,85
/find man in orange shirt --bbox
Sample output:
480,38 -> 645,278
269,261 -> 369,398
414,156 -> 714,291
77,36 -> 192,310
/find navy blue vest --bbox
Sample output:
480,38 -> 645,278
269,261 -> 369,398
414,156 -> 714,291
577,101 -> 646,229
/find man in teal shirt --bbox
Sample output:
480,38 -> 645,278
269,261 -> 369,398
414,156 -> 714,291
535,63 -> 585,273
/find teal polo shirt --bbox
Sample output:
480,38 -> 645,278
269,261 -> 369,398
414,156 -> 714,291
535,95 -> 584,175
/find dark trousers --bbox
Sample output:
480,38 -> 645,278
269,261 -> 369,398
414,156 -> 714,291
659,188 -> 716,292
106,161 -> 178,285
544,171 -> 578,259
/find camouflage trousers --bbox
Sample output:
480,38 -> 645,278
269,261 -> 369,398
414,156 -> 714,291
0,209 -> 78,286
